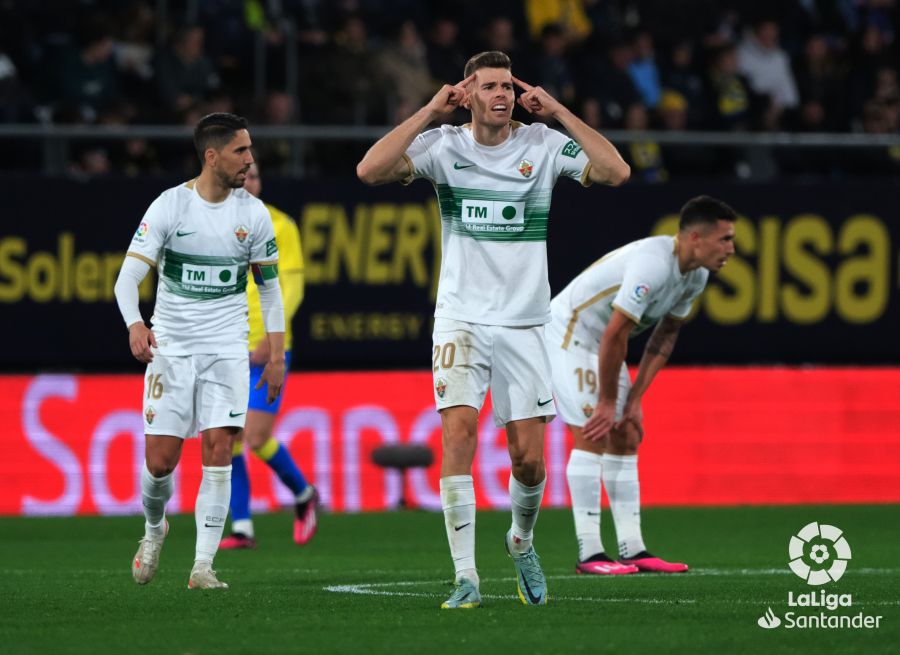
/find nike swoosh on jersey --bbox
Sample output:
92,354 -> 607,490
537,398 -> 553,407
453,162 -> 476,169
229,411 -> 245,417
454,523 -> 471,531
176,230 -> 196,237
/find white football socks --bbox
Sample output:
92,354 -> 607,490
231,518 -> 254,539
140,463 -> 173,540
602,454 -> 646,558
440,475 -> 478,587
508,474 -> 545,554
566,449 -> 604,561
195,465 -> 232,565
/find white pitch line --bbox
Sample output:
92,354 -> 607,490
323,583 -> 692,604
323,581 -> 900,607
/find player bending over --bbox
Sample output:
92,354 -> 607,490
546,196 -> 736,575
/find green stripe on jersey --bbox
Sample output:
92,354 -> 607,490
436,184 -> 551,242
161,248 -> 248,299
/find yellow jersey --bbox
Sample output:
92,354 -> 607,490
247,203 -> 304,351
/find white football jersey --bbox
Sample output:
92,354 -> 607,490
127,180 -> 277,355
548,236 -> 709,351
405,122 -> 591,326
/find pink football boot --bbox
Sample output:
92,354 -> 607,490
293,486 -> 318,545
575,553 -> 639,575
619,551 -> 688,573
219,533 -> 257,550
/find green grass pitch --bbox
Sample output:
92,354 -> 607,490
1,505 -> 897,654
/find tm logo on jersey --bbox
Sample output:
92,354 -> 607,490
461,199 -> 525,233
182,264 -> 238,288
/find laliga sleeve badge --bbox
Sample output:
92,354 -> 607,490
630,283 -> 650,304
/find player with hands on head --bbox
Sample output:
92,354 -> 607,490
114,112 -> 286,590
357,51 -> 629,609
546,196 -> 737,576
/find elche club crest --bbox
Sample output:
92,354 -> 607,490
435,378 -> 447,398
582,403 -> 593,418
235,225 -> 249,243
145,406 -> 156,425
518,159 -> 533,177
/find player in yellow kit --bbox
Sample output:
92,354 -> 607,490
220,162 -> 317,549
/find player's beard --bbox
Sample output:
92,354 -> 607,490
218,167 -> 247,189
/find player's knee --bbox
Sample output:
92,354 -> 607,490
244,428 -> 268,451
146,460 -> 176,477
443,428 -> 476,454
509,452 -> 544,485
209,442 -> 233,466
441,414 -> 477,451
608,427 -> 640,454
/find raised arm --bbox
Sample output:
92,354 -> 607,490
356,75 -> 474,186
512,76 -> 630,186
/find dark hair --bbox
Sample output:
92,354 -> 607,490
193,113 -> 249,164
464,51 -> 511,78
679,195 -> 737,230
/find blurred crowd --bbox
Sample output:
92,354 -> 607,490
1,0 -> 899,179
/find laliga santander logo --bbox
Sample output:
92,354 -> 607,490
788,522 -> 852,586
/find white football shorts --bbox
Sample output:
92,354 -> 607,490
142,352 -> 249,437
545,334 -> 630,428
431,317 -> 556,427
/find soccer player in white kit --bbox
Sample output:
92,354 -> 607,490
357,51 -> 630,608
114,113 -> 286,589
546,196 -> 736,576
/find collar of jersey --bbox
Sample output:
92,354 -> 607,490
463,122 -> 519,150
192,182 -> 234,209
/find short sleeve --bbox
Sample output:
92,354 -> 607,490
544,125 -> 591,186
610,255 -> 670,324
126,194 -> 170,266
250,203 -> 278,263
404,128 -> 443,183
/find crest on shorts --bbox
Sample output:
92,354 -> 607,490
235,224 -> 249,243
435,377 -> 447,399
145,406 -> 156,425
582,403 -> 593,418
518,159 -> 534,178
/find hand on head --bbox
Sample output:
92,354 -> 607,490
427,74 -> 476,115
512,76 -> 561,118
